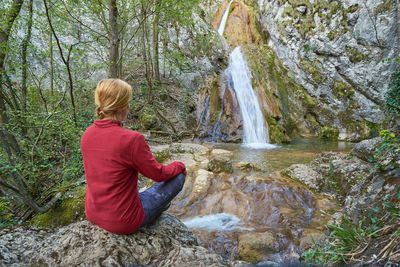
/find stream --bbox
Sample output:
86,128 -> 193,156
168,138 -> 353,262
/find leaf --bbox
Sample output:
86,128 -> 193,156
373,206 -> 379,212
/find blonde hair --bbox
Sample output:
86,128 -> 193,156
95,79 -> 132,120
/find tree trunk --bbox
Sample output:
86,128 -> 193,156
50,31 -> 54,96
43,0 -> 77,125
21,0 -> 34,136
141,4 -> 153,101
108,0 -> 119,78
0,0 -> 24,155
152,0 -> 161,82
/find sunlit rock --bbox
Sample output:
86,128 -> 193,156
299,229 -> 325,250
237,231 -> 277,263
192,169 -> 213,196
207,158 -> 233,173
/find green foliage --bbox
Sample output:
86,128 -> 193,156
153,149 -> 172,163
373,129 -> 399,169
0,198 -> 14,228
385,67 -> 400,115
31,186 -> 86,228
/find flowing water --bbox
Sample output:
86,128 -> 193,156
218,1 -> 273,149
225,47 -> 274,149
168,139 -> 353,262
217,0 -> 234,35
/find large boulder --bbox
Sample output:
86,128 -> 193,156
350,137 -> 381,161
0,214 -> 246,267
283,152 -> 373,202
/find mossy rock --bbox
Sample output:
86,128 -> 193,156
153,149 -> 172,163
140,113 -> 159,130
345,47 -> 369,64
333,80 -> 355,99
376,0 -> 392,14
300,59 -> 324,83
320,126 -> 339,140
266,116 -> 291,144
207,159 -> 233,173
31,186 -> 86,228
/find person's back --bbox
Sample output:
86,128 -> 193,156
81,79 -> 186,234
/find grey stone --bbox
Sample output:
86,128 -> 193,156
0,214 -> 245,267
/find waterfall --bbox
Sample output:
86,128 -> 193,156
217,0 -> 234,36
217,2 -> 276,149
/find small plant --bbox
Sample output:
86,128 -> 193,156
385,66 -> 400,114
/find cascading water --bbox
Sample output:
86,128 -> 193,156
217,1 -> 276,149
217,0 -> 234,35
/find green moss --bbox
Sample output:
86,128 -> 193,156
154,149 -> 172,163
31,186 -> 86,228
347,4 -> 359,13
207,159 -> 233,173
300,59 -> 324,83
296,16 -> 316,38
266,115 -> 291,143
294,86 -> 318,108
345,47 -> 369,63
376,0 -> 393,14
140,111 -> 159,130
320,126 -> 339,140
333,80 -> 355,99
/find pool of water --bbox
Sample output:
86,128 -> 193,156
168,138 -> 353,262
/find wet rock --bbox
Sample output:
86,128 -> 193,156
211,148 -> 233,157
299,229 -> 325,250
234,162 -> 262,172
238,231 -> 277,263
192,169 -> 213,196
207,158 -> 233,173
1,214 -> 245,267
350,137 -> 381,162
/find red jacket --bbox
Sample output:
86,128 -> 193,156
81,120 -> 185,234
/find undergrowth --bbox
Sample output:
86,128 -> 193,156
302,129 -> 400,265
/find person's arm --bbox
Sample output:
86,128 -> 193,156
130,133 -> 186,182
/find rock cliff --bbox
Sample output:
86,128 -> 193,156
254,0 -> 399,140
196,0 -> 399,143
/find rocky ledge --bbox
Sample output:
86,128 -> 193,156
0,213 -> 246,267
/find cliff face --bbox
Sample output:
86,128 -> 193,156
254,0 -> 400,140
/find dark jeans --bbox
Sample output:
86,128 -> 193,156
139,173 -> 185,227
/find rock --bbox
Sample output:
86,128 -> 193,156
389,253 -> 400,263
296,6 -> 307,15
211,149 -> 233,156
351,137 -> 381,162
282,164 -> 322,191
299,229 -> 324,250
1,214 -> 245,267
191,169 -> 213,196
283,152 -> 373,202
238,231 -> 277,263
234,162 -> 262,172
207,158 -> 233,173
255,0 -> 398,137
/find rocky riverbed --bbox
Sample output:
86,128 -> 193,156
1,138 -> 399,266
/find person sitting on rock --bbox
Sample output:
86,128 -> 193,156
81,78 -> 186,234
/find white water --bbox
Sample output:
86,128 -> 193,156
217,2 -> 276,149
183,213 -> 253,231
217,1 -> 234,36
226,47 -> 277,149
